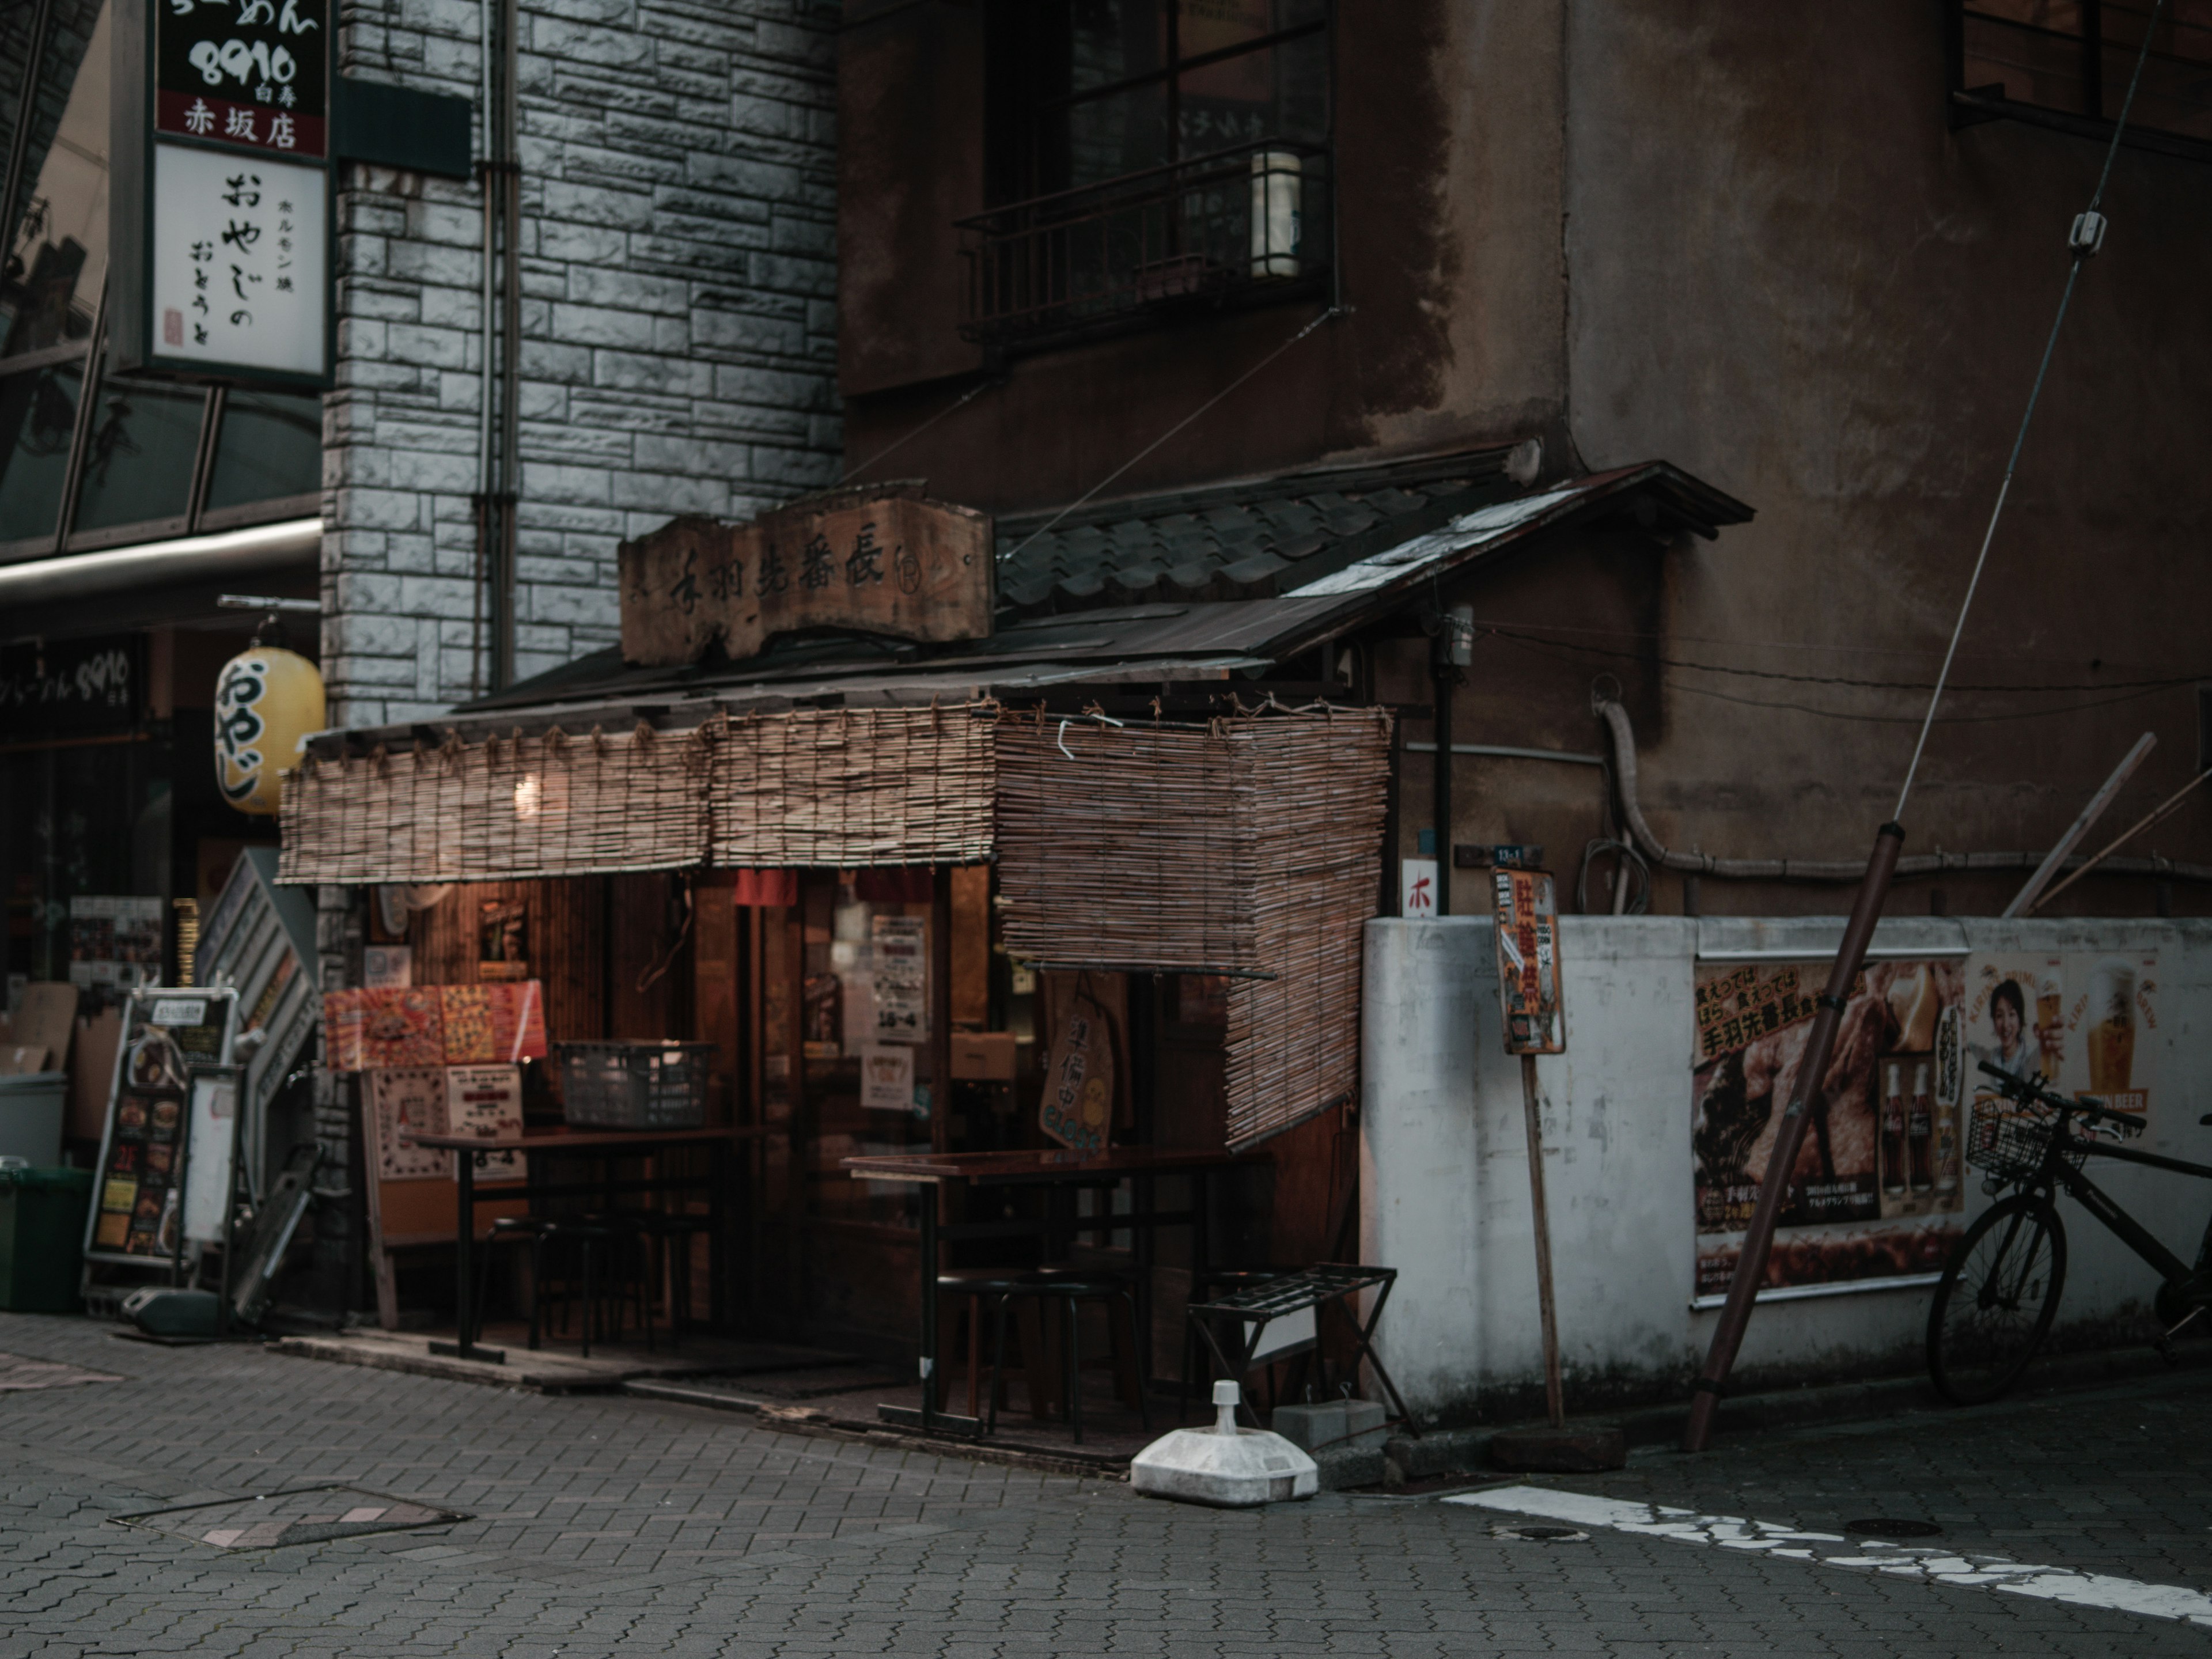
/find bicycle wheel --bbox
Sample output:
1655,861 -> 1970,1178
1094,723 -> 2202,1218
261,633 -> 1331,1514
1927,1195 -> 2066,1406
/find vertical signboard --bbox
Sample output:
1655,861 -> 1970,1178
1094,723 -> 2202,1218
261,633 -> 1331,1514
1490,867 -> 1564,1054
111,0 -> 334,385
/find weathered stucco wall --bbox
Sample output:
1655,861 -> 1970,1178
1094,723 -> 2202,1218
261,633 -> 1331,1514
1361,915 -> 2212,1423
1552,1 -> 2212,910
834,0 -> 1569,511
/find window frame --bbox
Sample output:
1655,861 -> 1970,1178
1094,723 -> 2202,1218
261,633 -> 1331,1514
0,0 -> 326,562
1946,0 -> 2212,164
0,282 -> 324,563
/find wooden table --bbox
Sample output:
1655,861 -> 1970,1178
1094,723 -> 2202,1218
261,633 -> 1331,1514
414,1125 -> 758,1364
838,1146 -> 1261,1436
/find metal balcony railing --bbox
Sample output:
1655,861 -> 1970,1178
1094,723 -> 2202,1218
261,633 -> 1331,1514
957,139 -> 1332,347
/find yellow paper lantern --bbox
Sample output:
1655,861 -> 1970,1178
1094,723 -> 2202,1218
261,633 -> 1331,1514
214,646 -> 325,815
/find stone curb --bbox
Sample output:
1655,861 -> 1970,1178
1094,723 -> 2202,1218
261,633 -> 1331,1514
1386,1339 -> 2212,1483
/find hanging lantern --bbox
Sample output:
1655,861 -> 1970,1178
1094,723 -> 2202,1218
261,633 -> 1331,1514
214,646 -> 325,815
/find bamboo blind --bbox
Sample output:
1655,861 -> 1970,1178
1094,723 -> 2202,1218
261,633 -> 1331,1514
994,709 -> 1392,1150
278,705 -> 998,885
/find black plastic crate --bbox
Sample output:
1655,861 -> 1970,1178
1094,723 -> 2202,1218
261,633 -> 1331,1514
555,1042 -> 713,1130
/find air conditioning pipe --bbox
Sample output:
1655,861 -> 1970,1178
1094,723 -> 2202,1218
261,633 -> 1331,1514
1593,698 -> 2211,885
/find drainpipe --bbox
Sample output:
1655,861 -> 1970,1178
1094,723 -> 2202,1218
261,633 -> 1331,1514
1432,605 -> 1472,913
472,0 -> 520,692
471,0 -> 497,695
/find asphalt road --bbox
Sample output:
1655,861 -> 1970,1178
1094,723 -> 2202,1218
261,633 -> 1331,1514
2,1310 -> 2207,1656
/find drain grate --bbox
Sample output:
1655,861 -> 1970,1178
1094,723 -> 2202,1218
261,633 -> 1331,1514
1843,1517 -> 1943,1540
116,1484 -> 467,1550
1494,1523 -> 1589,1543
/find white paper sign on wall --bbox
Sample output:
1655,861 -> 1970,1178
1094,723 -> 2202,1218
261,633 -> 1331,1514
1400,857 -> 1440,920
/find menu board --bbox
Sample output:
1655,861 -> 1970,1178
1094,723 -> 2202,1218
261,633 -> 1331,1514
88,989 -> 235,1263
323,982 -> 546,1071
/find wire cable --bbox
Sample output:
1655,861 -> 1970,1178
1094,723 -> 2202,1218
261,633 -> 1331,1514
839,376 -> 1001,485
1000,306 -> 1339,565
1476,623 -> 2202,695
1893,0 -> 2168,819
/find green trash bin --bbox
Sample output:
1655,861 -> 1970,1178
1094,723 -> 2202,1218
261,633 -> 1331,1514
0,1166 -> 93,1312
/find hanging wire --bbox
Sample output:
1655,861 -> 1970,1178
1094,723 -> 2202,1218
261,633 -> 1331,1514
1893,0 -> 2169,820
838,374 -> 1001,485
1000,305 -> 1339,567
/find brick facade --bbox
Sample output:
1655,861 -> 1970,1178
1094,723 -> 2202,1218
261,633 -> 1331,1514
323,0 -> 840,727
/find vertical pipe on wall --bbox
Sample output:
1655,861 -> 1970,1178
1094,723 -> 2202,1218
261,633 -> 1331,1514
494,0 -> 521,691
472,0 -> 497,696
472,0 -> 521,692
1431,663 -> 1452,916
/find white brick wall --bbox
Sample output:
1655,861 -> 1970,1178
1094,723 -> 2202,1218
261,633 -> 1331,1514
323,0 -> 840,726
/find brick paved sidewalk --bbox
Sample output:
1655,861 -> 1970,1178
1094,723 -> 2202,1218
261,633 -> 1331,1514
2,1310 -> 2207,1656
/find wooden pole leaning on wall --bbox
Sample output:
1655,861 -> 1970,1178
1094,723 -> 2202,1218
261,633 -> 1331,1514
1681,821 -> 1904,1454
1519,1051 -> 1565,1430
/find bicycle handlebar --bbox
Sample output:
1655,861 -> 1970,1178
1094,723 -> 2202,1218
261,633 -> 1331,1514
1975,1060 -> 2145,1135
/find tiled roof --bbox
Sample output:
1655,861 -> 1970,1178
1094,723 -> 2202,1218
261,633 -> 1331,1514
993,448 -> 1526,613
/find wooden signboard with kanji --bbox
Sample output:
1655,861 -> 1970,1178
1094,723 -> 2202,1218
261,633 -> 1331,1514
618,485 -> 995,667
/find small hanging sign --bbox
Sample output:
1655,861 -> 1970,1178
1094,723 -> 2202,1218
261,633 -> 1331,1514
1400,857 -> 1439,919
1039,978 -> 1115,1155
1492,867 -> 1566,1055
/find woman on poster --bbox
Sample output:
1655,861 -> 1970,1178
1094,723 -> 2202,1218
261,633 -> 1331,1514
1980,979 -> 2051,1082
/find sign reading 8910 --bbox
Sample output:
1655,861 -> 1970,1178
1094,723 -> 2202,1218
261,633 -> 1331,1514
156,0 -> 329,161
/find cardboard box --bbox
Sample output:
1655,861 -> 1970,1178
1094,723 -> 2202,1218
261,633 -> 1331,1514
949,1031 -> 1017,1082
67,1007 -> 122,1145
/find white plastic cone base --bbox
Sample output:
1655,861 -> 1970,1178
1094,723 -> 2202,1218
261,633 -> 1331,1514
1128,1380 -> 1320,1508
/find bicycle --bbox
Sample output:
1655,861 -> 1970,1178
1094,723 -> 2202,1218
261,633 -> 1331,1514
1926,1059 -> 2212,1406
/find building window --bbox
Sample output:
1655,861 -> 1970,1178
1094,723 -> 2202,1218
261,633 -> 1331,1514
0,0 -> 321,559
1951,1 -> 2212,154
964,0 -> 1332,349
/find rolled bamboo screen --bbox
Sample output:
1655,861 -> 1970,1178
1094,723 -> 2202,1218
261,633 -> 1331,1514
994,709 -> 1392,1149
278,704 -> 998,884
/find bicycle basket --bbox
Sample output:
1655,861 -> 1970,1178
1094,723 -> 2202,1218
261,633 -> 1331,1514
1965,1094 -> 2086,1183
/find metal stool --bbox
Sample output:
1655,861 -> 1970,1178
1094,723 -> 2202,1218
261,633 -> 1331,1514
540,1217 -> 647,1358
987,1277 -> 1149,1445
629,1210 -> 714,1346
469,1217 -> 551,1349
935,1270 -> 1047,1421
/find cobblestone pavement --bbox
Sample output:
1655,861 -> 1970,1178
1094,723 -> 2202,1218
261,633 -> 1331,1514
2,1310 -> 2209,1657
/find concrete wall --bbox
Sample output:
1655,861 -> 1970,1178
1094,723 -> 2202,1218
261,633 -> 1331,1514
323,0 -> 842,726
1361,915 -> 2212,1424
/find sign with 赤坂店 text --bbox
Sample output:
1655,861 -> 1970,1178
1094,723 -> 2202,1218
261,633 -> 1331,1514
110,0 -> 335,387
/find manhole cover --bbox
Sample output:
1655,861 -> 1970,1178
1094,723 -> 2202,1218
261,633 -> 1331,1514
117,1484 -> 466,1550
1843,1517 -> 1943,1540
1494,1523 -> 1589,1543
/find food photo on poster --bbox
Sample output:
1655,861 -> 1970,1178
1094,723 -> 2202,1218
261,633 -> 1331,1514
1691,957 -> 1967,1300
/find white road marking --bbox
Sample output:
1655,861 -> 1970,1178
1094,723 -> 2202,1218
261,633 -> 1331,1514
1447,1486 -> 2212,1628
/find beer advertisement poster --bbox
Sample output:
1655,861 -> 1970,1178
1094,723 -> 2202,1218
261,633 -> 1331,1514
2061,952 -> 2156,1119
1963,952 -> 2157,1121
1691,958 -> 1967,1300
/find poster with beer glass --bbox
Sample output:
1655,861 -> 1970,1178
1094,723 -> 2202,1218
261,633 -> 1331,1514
1965,952 -> 2157,1120
1691,958 -> 1967,1300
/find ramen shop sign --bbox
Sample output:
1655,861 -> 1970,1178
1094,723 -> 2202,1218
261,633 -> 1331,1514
111,0 -> 334,386
618,487 -> 995,666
